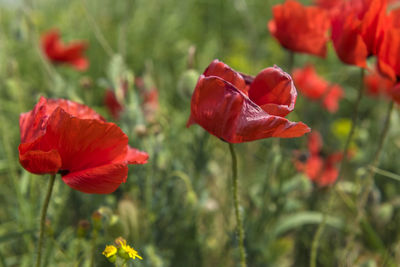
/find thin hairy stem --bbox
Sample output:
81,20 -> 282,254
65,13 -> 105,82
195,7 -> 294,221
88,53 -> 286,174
36,174 -> 56,267
337,68 -> 365,182
228,143 -> 246,267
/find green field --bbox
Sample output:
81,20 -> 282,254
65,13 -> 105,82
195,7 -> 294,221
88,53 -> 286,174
1,0 -> 400,266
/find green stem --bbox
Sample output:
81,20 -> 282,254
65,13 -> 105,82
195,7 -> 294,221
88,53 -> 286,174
337,68 -> 365,182
310,213 -> 327,267
342,100 -> 394,260
359,100 -> 394,209
228,143 -> 246,267
309,68 -> 365,267
35,174 -> 56,267
90,229 -> 98,267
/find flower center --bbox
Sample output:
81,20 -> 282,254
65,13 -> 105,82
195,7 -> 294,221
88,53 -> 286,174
58,169 -> 70,176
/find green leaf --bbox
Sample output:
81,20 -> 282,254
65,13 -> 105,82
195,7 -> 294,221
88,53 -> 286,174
272,211 -> 344,237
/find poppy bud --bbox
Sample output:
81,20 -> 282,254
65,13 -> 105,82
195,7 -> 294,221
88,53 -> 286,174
79,76 -> 93,89
77,220 -> 90,238
92,211 -> 102,231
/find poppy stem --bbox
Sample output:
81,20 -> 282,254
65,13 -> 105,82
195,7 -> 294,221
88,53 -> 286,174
35,173 -> 56,267
342,99 -> 394,260
337,68 -> 365,181
228,143 -> 246,267
310,68 -> 365,267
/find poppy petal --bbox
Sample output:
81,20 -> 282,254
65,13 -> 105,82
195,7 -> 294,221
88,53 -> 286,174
126,147 -> 149,164
305,156 -> 324,181
268,0 -> 330,57
41,108 -> 129,172
204,59 -> 248,94
187,75 -> 243,141
188,60 -> 310,143
62,163 -> 128,194
46,98 -> 104,121
41,29 -> 89,71
18,148 -> 62,174
19,97 -> 49,143
322,85 -> 343,112
234,98 -> 310,142
248,66 -> 296,117
378,28 -> 400,81
70,58 -> 89,71
308,131 -> 323,155
331,15 -> 368,67
319,167 -> 339,187
389,83 -> 400,104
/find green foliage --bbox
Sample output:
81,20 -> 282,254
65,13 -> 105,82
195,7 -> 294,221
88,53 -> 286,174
1,0 -> 400,266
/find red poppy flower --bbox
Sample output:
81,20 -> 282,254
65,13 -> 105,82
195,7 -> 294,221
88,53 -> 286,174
390,83 -> 400,104
293,64 -> 344,113
104,80 -> 129,120
19,97 -> 148,194
314,0 -> 344,11
104,90 -> 124,120
377,7 -> 400,81
268,0 -> 330,57
141,87 -> 159,123
41,29 -> 89,71
187,60 -> 310,143
294,131 -> 342,187
364,68 -> 396,97
331,0 -> 388,67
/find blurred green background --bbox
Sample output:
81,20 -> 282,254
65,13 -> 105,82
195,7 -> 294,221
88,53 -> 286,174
1,0 -> 400,266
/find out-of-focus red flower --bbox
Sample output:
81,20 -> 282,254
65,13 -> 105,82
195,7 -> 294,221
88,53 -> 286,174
390,83 -> 400,103
141,87 -> 159,123
104,80 -> 129,120
295,131 -> 342,187
314,0 -> 344,11
364,68 -> 396,97
268,0 -> 330,57
41,29 -> 89,71
187,60 -> 310,143
331,0 -> 388,67
293,64 -> 344,113
377,7 -> 400,81
104,90 -> 124,120
19,97 -> 148,194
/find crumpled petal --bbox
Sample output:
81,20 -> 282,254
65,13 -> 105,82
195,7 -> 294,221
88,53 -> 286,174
19,97 -> 50,144
126,147 -> 149,164
187,76 -> 244,141
203,59 -> 248,94
187,74 -> 310,143
234,98 -> 310,142
248,66 -> 296,117
62,163 -> 128,194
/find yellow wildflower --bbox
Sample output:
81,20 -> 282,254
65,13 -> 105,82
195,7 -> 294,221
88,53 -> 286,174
102,245 -> 117,258
124,244 -> 143,260
115,237 -> 143,260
